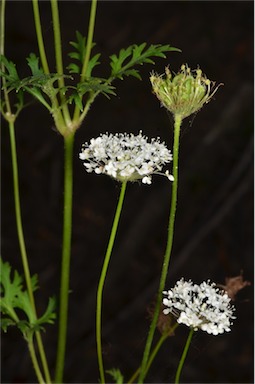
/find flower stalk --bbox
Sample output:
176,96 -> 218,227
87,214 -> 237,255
175,327 -> 194,384
138,114 -> 182,383
96,181 -> 127,383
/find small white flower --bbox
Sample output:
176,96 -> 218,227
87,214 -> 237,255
162,279 -> 235,335
79,131 -> 174,184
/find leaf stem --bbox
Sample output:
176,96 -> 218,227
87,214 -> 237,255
138,114 -> 182,383
54,132 -> 75,384
175,328 -> 194,384
96,181 -> 127,384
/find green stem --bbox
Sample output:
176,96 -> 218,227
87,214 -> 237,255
54,132 -> 75,384
175,328 -> 194,384
73,0 -> 98,122
80,0 -> 97,81
32,0 -> 66,131
128,323 -> 179,383
0,0 -> 11,115
145,323 -> 178,379
138,114 -> 182,383
96,181 -> 127,384
128,334 -> 167,384
77,92 -> 97,127
28,337 -> 46,384
2,1 -> 51,380
32,0 -> 50,74
9,121 -> 52,383
50,0 -> 71,126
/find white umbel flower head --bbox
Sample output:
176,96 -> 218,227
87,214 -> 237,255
79,131 -> 174,184
162,279 -> 236,335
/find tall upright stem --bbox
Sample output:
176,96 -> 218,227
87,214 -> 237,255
9,121 -> 52,383
80,0 -> 97,81
138,114 -> 182,383
96,181 -> 127,383
0,0 -> 11,114
50,0 -> 71,126
54,133 -> 75,383
32,0 -> 50,74
73,0 -> 98,122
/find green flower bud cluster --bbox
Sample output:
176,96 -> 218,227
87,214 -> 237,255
150,64 -> 221,119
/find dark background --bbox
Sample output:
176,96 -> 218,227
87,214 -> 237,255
1,1 -> 254,383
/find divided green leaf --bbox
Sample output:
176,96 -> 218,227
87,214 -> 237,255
67,77 -> 116,110
67,31 -> 101,76
0,258 -> 56,337
110,43 -> 181,80
0,55 -> 20,83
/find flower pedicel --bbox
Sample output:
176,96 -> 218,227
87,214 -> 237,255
79,131 -> 174,184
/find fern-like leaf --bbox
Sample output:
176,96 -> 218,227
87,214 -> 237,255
110,43 -> 181,80
67,30 -> 100,76
0,258 -> 56,337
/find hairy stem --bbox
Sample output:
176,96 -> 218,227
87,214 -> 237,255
138,114 -> 182,383
96,181 -> 127,383
54,132 -> 75,383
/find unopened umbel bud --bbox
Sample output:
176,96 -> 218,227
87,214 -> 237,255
150,64 -> 221,119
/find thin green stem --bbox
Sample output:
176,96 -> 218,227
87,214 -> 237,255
145,323 -> 179,379
138,114 -> 182,383
2,1 -> 51,380
9,121 -> 52,383
128,323 -> 179,384
77,92 -> 97,127
175,328 -> 194,384
32,0 -> 66,131
54,132 -> 75,384
96,181 -> 127,384
0,0 -> 11,115
50,0 -> 71,126
80,0 -> 97,81
128,334 -> 167,384
73,0 -> 98,122
32,0 -> 50,74
28,338 -> 46,384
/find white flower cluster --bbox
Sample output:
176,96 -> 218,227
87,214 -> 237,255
163,279 -> 235,335
79,132 -> 174,184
